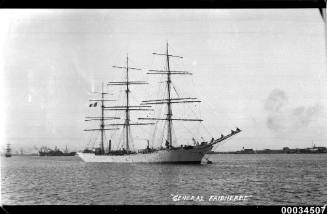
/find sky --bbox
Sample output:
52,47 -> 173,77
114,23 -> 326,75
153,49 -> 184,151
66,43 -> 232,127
1,9 -> 327,153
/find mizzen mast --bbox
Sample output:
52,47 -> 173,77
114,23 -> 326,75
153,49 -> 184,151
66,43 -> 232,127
140,43 -> 202,148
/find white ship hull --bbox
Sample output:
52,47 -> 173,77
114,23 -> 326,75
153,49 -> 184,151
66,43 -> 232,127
77,145 -> 213,163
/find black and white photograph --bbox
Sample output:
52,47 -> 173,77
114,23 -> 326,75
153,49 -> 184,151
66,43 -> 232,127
1,8 -> 327,207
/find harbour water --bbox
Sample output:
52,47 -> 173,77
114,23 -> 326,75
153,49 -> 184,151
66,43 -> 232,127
1,154 -> 327,205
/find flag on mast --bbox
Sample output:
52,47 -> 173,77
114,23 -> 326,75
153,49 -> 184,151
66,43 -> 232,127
89,102 -> 98,107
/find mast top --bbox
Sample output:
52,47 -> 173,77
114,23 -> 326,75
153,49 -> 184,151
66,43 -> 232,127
143,43 -> 202,148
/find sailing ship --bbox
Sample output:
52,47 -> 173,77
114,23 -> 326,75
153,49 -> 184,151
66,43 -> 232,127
5,144 -> 12,157
77,43 -> 242,163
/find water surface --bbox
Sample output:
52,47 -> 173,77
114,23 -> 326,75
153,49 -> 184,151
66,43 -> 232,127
1,154 -> 327,205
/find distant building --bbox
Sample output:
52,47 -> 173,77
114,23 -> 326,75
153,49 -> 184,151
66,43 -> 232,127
239,148 -> 255,154
283,147 -> 291,153
261,149 -> 272,154
316,147 -> 327,153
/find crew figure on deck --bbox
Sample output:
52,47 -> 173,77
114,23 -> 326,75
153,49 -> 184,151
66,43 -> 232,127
165,140 -> 169,149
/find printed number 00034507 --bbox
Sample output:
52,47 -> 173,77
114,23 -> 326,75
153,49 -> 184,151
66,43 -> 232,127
281,206 -> 326,214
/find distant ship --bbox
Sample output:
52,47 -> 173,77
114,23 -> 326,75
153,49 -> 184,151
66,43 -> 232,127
77,43 -> 242,163
5,144 -> 12,157
39,146 -> 76,156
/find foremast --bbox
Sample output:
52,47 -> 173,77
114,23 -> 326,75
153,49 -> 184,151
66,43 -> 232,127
84,82 -> 119,154
139,43 -> 202,148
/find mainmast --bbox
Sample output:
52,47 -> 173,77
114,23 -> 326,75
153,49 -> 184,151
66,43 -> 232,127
107,55 -> 154,152
140,43 -> 202,148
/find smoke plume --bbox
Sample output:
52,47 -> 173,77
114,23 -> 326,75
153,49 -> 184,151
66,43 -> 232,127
264,89 -> 323,135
